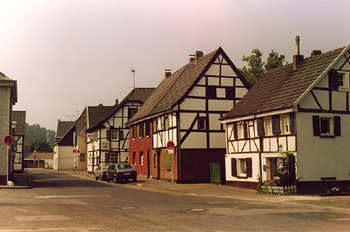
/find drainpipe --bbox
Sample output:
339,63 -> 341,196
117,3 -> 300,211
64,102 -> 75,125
176,110 -> 182,182
259,136 -> 263,185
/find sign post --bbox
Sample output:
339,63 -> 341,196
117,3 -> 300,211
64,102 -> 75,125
3,135 -> 14,185
167,141 -> 175,182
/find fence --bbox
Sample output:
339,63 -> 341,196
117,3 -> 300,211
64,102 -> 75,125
261,185 -> 297,195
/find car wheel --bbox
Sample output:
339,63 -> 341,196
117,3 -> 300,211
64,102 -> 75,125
106,175 -> 110,182
133,177 -> 137,182
95,176 -> 99,180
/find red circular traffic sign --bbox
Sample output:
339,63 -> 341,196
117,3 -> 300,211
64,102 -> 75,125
167,141 -> 175,149
3,135 -> 14,146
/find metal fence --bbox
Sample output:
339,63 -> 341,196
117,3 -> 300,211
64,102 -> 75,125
261,185 -> 297,195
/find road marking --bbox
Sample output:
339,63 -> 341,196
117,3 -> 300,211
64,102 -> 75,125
35,195 -> 109,199
15,215 -> 71,222
331,218 -> 350,221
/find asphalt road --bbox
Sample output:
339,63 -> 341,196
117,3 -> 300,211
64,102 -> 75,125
0,169 -> 350,231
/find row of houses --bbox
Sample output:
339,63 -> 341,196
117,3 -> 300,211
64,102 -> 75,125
55,38 -> 350,193
0,72 -> 27,185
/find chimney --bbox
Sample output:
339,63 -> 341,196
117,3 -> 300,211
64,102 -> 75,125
164,69 -> 172,78
115,99 -> 119,105
195,51 -> 203,61
293,36 -> 304,70
311,50 -> 322,57
189,55 -> 195,63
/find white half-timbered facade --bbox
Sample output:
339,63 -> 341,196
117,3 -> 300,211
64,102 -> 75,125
86,88 -> 154,173
127,48 -> 251,183
12,111 -> 26,172
221,40 -> 350,193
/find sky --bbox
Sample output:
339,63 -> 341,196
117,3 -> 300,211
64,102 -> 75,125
0,0 -> 349,131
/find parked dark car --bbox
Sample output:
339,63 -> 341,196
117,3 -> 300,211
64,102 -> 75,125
94,163 -> 111,181
105,163 -> 137,183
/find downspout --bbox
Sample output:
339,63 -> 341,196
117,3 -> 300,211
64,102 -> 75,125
259,136 -> 263,185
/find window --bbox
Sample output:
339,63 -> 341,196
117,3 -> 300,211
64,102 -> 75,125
111,129 -> 119,140
207,86 -> 217,99
110,153 -> 118,163
128,107 -> 138,119
145,123 -> 150,137
164,116 -> 169,130
153,119 -> 157,133
237,122 -> 246,139
238,159 -> 247,176
225,87 -> 235,99
231,158 -> 252,178
312,115 -> 341,137
280,115 -> 290,135
132,152 -> 136,165
140,151 -> 144,165
80,154 -> 85,162
132,126 -> 137,140
198,117 -> 206,130
264,118 -> 272,136
139,123 -> 144,139
337,71 -> 350,89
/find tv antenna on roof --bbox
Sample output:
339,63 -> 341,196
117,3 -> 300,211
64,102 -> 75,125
131,68 -> 135,89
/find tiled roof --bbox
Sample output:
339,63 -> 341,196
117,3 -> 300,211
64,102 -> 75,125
12,111 -> 26,135
87,105 -> 114,128
127,47 -> 247,125
56,120 -> 75,138
221,46 -> 347,120
86,88 -> 155,132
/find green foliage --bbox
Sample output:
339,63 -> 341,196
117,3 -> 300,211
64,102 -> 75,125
25,123 -> 56,152
240,49 -> 285,84
265,50 -> 285,71
273,150 -> 296,187
31,139 -> 53,152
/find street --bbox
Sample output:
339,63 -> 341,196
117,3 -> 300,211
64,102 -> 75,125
0,169 -> 350,231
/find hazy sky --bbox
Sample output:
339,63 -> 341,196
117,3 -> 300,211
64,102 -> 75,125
0,0 -> 349,131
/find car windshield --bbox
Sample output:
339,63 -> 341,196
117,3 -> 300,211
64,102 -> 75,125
117,163 -> 132,169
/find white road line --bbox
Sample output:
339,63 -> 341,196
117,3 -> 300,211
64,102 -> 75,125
0,228 -> 101,231
35,195 -> 109,199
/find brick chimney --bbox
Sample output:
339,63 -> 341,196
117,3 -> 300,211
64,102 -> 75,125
189,55 -> 195,63
293,36 -> 304,70
195,51 -> 203,61
164,69 -> 172,78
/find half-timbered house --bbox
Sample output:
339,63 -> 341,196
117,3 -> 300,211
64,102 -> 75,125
85,88 -> 154,173
75,104 -> 114,172
12,111 -> 26,172
221,38 -> 350,193
127,48 -> 251,183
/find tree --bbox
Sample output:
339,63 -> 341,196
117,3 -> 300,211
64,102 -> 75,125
31,139 -> 53,152
25,123 -> 56,151
240,49 -> 285,84
265,50 -> 285,71
240,49 -> 265,84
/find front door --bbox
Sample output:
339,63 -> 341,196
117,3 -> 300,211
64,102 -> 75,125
266,158 -> 277,181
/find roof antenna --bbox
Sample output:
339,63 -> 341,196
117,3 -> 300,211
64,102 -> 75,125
131,68 -> 135,89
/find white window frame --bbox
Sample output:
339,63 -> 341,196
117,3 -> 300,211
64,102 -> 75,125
111,129 -> 119,141
280,115 -> 291,135
320,117 -> 333,136
338,71 -> 350,90
237,122 -> 245,139
237,159 -> 247,177
264,118 -> 272,136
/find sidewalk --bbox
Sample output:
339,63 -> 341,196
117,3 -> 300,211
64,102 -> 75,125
0,172 -> 31,189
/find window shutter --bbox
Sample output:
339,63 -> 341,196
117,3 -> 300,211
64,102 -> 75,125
328,69 -> 339,89
272,115 -> 281,135
334,116 -> 341,136
231,158 -> 237,177
257,118 -> 265,136
106,130 -> 111,140
119,129 -> 124,140
233,123 -> 238,139
290,113 -> 296,135
243,123 -> 248,139
312,116 -> 320,136
105,153 -> 110,163
246,158 -> 252,178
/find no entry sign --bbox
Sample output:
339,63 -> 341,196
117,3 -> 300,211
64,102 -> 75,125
3,135 -> 14,146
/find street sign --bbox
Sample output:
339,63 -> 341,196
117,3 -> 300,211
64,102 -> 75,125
167,141 -> 175,149
77,149 -> 80,154
73,149 -> 77,153
3,135 -> 14,146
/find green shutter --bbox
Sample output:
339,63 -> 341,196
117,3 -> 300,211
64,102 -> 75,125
334,116 -> 341,136
312,116 -> 320,136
